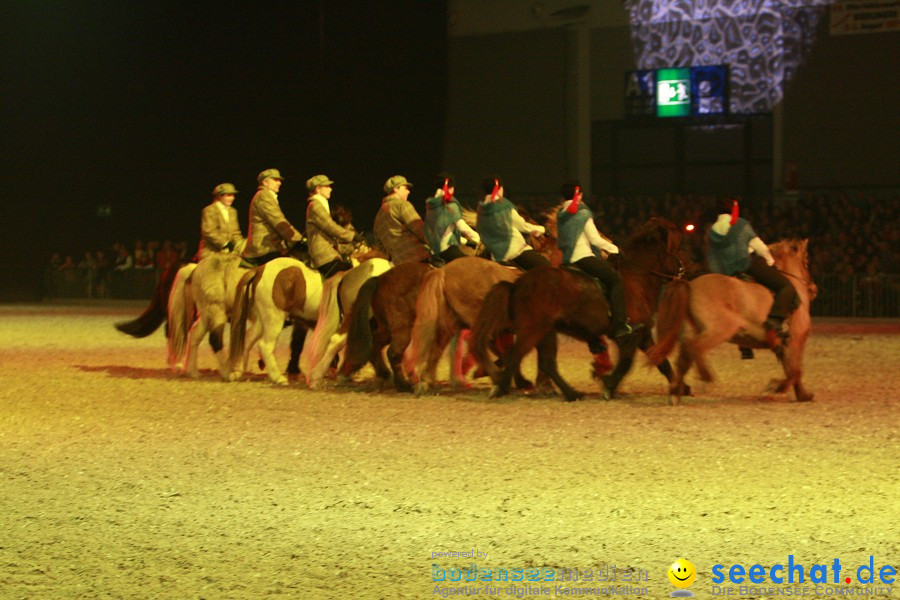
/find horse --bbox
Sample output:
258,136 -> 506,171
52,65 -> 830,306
341,261 -> 433,390
228,257 -> 322,385
645,239 -> 817,405
299,257 -> 393,387
403,256 -> 526,393
469,217 -> 687,402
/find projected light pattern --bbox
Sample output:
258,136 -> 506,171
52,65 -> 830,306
625,0 -> 833,113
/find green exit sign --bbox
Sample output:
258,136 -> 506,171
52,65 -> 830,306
656,68 -> 691,117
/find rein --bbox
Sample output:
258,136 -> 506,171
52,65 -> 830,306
618,250 -> 685,281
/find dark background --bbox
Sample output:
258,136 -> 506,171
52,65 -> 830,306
0,1 -> 448,300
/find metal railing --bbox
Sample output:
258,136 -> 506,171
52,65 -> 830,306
810,274 -> 900,318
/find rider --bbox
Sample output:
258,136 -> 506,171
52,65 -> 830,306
556,180 -> 632,340
305,174 -> 364,278
476,176 -> 549,271
243,168 -> 307,266
195,183 -> 246,261
373,175 -> 432,264
706,197 -> 798,347
423,172 -> 481,264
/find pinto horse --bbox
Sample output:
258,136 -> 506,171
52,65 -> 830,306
299,257 -> 393,387
470,217 -> 687,402
646,239 -> 816,405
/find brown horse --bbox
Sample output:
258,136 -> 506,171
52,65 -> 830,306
470,217 -> 687,402
646,239 -> 817,405
403,256 -> 525,393
342,261 -> 433,390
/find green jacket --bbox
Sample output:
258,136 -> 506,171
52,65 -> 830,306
373,194 -> 430,264
243,187 -> 303,259
306,195 -> 355,267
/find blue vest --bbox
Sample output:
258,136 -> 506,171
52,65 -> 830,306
476,199 -> 515,261
556,204 -> 596,264
424,196 -> 462,254
707,217 -> 758,275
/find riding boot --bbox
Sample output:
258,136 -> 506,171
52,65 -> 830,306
607,279 -> 631,339
763,316 -> 787,348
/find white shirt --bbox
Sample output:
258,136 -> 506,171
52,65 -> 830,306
560,200 -> 619,263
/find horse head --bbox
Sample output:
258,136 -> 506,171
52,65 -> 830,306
622,217 -> 684,278
769,239 -> 817,301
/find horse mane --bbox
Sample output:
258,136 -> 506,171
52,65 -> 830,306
622,216 -> 680,256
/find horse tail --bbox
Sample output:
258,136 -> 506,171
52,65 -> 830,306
645,278 -> 691,366
114,261 -> 182,337
228,269 -> 256,369
345,275 -> 380,372
166,263 -> 197,369
302,274 -> 344,376
470,281 -> 514,373
403,267 -> 447,375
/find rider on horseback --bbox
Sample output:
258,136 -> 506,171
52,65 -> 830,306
373,175 -> 432,265
242,168 -> 307,266
305,174 -> 364,278
706,197 -> 798,347
555,181 -> 632,341
194,183 -> 246,261
423,172 -> 481,264
476,176 -> 549,271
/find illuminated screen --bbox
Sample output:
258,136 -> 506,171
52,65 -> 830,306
656,68 -> 691,117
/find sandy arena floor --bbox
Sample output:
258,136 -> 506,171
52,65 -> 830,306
1,301 -> 897,599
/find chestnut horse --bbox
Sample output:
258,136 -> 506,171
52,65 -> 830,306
342,261 -> 433,391
403,256 -> 524,393
646,239 -> 816,405
470,217 -> 686,402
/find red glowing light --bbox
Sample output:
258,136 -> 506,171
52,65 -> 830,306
685,224 -> 695,232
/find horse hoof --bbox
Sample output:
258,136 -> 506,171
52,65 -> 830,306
272,376 -> 288,386
488,385 -> 504,399
414,382 -> 430,396
682,384 -> 692,397
795,393 -> 814,403
286,365 -> 301,375
601,389 -> 613,401
228,371 -> 243,382
564,391 -> 584,402
668,395 -> 681,406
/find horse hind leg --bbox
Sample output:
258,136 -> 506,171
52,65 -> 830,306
183,315 -> 208,378
535,333 -> 582,402
669,346 -> 694,406
639,329 -> 691,397
258,316 -> 288,385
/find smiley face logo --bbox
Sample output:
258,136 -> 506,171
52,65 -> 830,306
668,558 -> 697,588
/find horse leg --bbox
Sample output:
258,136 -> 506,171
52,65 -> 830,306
184,314 -> 208,378
491,327 -> 543,399
775,336 -> 814,402
669,346 -> 694,406
536,333 -> 582,402
286,324 -> 306,375
258,315 -> 288,385
209,320 -> 231,381
416,323 -> 455,395
638,329 -> 691,396
448,331 -> 472,391
601,332 -> 641,400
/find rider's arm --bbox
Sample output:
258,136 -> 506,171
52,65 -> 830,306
258,190 -> 303,244
455,218 -> 480,244
749,237 -> 775,266
584,218 -> 619,254
510,208 -> 545,236
310,202 -> 355,242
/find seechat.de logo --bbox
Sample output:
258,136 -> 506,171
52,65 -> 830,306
711,555 -> 896,586
668,558 -> 697,597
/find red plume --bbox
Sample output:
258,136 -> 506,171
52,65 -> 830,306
566,185 -> 581,214
730,199 -> 740,225
490,179 -> 501,202
441,178 -> 453,204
